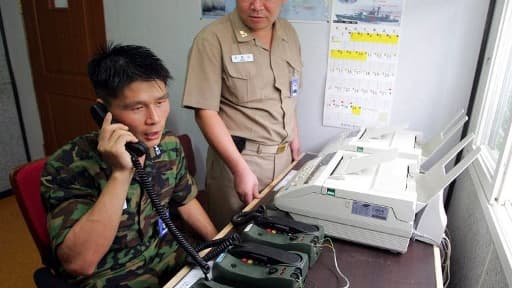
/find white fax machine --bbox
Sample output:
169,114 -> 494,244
274,129 -> 481,253
274,150 -> 417,253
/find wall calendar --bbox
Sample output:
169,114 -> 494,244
323,0 -> 405,129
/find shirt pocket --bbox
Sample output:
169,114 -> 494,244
222,60 -> 258,104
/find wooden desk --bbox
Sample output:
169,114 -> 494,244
165,155 -> 443,288
307,239 -> 442,288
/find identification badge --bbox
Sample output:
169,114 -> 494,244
157,216 -> 169,238
290,75 -> 300,97
231,53 -> 254,63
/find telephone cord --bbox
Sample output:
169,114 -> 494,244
194,233 -> 240,253
201,233 -> 241,262
131,154 -> 211,278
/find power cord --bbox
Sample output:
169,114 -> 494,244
440,231 -> 452,287
315,238 -> 350,288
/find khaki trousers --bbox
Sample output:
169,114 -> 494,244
205,145 -> 292,230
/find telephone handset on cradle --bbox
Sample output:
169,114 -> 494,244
90,102 -> 146,157
231,205 -> 324,267
212,242 -> 309,288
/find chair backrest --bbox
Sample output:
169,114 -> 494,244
176,134 -> 208,208
10,158 -> 51,266
177,134 -> 197,177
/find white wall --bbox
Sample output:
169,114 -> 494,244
104,0 -> 490,188
394,0 -> 489,138
0,0 -> 44,160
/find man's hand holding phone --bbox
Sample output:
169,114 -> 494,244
97,112 -> 139,173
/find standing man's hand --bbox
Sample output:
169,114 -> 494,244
233,166 -> 260,204
290,136 -> 301,161
195,109 -> 261,205
290,119 -> 301,161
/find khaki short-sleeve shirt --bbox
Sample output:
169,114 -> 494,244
182,11 -> 302,144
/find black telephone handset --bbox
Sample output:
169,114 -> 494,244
229,242 -> 303,266
90,102 -> 146,157
231,205 -> 319,234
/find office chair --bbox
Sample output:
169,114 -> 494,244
10,158 -> 73,287
177,134 -> 197,177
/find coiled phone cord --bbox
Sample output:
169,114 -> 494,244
193,233 -> 239,252
131,154 -> 211,278
196,233 -> 241,262
230,205 -> 266,227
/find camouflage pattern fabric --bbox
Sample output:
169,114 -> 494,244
41,131 -> 198,287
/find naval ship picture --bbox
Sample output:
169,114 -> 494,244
335,6 -> 400,24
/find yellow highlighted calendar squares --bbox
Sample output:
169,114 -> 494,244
352,106 -> 362,115
330,49 -> 367,61
350,32 -> 399,44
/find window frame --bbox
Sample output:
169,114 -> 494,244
468,0 -> 512,283
470,0 -> 512,204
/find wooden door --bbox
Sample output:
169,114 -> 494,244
21,0 -> 106,154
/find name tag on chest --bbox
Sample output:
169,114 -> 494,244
231,54 -> 254,63
157,217 -> 169,238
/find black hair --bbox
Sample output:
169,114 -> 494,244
87,43 -> 172,104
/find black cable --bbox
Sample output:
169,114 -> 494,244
131,154 -> 210,278
194,233 -> 240,263
194,233 -> 239,252
230,205 -> 266,227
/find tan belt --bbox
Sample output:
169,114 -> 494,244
244,141 -> 288,154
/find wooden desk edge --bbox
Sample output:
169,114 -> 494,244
163,155 -> 302,288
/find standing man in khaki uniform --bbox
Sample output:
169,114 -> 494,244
182,0 -> 302,229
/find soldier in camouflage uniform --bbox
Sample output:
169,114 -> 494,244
41,44 -> 217,287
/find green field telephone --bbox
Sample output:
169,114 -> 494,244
232,205 -> 325,266
212,242 -> 309,288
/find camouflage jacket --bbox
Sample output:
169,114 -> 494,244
41,131 -> 198,287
